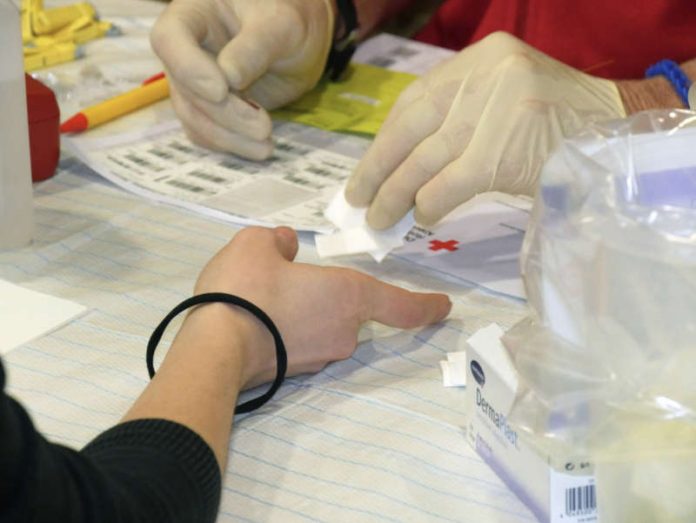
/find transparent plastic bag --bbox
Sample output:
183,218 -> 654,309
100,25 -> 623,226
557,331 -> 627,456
503,110 -> 696,522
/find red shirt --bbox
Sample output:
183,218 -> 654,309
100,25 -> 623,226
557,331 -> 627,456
415,0 -> 696,79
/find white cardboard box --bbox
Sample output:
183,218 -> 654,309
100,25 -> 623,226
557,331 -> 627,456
465,324 -> 598,523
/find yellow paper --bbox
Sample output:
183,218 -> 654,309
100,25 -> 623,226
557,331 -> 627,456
31,2 -> 95,35
272,63 -> 416,137
24,41 -> 80,71
49,18 -> 112,45
21,0 -> 112,71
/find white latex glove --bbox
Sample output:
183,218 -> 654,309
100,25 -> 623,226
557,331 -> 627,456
150,0 -> 334,160
345,32 -> 627,229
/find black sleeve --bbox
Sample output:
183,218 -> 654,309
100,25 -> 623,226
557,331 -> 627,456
0,359 -> 221,523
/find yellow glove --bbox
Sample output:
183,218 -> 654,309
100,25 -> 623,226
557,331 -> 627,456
345,32 -> 626,229
151,0 -> 334,159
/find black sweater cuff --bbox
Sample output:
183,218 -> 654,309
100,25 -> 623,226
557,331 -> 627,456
82,419 -> 221,523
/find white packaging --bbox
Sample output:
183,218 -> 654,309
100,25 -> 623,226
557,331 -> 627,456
509,110 -> 696,522
466,324 -> 597,523
0,0 -> 34,249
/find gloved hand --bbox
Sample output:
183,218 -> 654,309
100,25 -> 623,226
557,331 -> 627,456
345,32 -> 627,229
150,0 -> 334,160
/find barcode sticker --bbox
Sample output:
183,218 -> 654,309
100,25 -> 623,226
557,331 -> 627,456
550,468 -> 598,522
565,484 -> 596,516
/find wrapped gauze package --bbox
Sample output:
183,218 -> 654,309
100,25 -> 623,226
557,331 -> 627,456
503,110 -> 696,523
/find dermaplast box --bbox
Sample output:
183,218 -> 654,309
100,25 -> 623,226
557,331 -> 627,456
465,324 -> 598,523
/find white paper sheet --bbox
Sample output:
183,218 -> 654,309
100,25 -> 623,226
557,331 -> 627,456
394,193 -> 532,300
316,186 -> 415,261
317,191 -> 531,299
65,121 -> 368,233
0,280 -> 87,355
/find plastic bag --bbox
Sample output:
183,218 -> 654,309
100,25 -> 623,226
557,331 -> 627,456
503,110 -> 696,522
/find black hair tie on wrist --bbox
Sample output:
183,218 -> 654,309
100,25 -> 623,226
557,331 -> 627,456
146,292 -> 287,414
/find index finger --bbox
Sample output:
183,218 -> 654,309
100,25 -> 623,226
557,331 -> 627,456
358,273 -> 452,329
344,91 -> 446,208
150,2 -> 229,103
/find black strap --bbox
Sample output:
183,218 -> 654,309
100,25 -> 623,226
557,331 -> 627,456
146,293 -> 287,414
324,0 -> 359,81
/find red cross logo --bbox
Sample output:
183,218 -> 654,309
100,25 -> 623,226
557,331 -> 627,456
429,239 -> 459,252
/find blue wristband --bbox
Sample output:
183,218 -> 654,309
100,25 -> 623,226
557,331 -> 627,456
645,59 -> 692,107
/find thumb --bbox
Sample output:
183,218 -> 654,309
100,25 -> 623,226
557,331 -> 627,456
273,227 -> 299,262
216,7 -> 305,90
362,277 -> 452,329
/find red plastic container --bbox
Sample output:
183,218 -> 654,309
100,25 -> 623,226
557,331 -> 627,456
25,74 -> 60,182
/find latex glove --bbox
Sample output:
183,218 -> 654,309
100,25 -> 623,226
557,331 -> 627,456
345,32 -> 626,229
193,226 -> 451,388
150,0 -> 334,160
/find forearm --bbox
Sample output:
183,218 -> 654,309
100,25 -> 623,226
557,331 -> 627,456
122,303 -> 271,471
1,360 -> 220,522
616,58 -> 696,113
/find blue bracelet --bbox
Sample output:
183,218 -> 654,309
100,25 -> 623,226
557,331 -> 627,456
645,59 -> 692,107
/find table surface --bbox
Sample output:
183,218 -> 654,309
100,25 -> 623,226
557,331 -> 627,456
3,2 -> 535,521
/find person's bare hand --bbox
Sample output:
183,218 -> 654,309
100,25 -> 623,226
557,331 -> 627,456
191,226 -> 452,388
